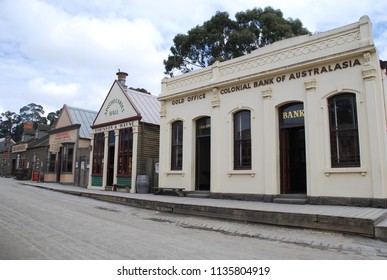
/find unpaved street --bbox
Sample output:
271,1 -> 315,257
0,178 -> 386,259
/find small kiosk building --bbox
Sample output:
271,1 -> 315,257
88,72 -> 160,193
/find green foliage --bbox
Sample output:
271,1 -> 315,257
0,111 -> 20,138
164,6 -> 310,76
46,110 -> 61,127
19,103 -> 45,123
129,87 -> 152,95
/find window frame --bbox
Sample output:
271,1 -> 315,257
92,132 -> 104,175
46,152 -> 56,173
118,128 -> 133,176
233,110 -> 252,170
61,143 -> 74,173
171,120 -> 183,171
328,92 -> 360,168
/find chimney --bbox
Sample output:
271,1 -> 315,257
116,70 -> 128,89
23,122 -> 34,130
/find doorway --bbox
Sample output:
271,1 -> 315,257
107,131 -> 115,187
195,117 -> 211,191
279,103 -> 306,194
107,146 -> 114,187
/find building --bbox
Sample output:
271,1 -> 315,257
158,16 -> 387,207
0,135 -> 15,177
11,122 -> 50,180
45,105 -> 97,187
88,72 -> 160,192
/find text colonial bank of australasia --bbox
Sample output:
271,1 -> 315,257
170,59 -> 361,105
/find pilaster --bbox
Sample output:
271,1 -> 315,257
211,87 -> 220,192
261,88 -> 276,195
362,52 -> 387,197
113,129 -> 120,185
87,133 -> 94,188
304,79 -> 318,196
102,131 -> 109,190
131,121 -> 139,193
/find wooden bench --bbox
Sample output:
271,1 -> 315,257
113,184 -> 131,192
153,187 -> 185,197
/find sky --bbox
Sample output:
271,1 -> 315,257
1,0 -> 387,116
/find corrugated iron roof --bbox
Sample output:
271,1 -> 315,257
67,106 -> 98,139
125,89 -> 160,125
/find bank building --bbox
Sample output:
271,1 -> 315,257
157,16 -> 387,207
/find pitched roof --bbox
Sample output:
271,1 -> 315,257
66,106 -> 98,139
0,138 -> 15,153
125,88 -> 160,126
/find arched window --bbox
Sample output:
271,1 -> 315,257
171,121 -> 183,170
234,110 -> 251,170
328,93 -> 360,167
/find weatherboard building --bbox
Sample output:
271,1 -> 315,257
157,16 -> 387,207
88,72 -> 160,192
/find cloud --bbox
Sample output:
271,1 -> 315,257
28,78 -> 79,97
0,0 -> 169,113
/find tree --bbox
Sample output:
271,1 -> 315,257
1,104 -> 61,141
19,103 -> 45,123
46,110 -> 61,127
129,87 -> 152,95
164,6 -> 310,76
0,111 -> 20,138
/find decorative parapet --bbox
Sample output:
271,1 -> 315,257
163,69 -> 213,93
220,31 -> 360,76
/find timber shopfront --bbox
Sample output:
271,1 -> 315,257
45,105 -> 97,187
158,16 -> 387,207
88,72 -> 160,192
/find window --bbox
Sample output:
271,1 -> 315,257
92,133 -> 104,175
234,110 -> 251,170
171,121 -> 183,170
118,128 -> 133,176
328,93 -> 360,167
16,154 -> 25,168
47,153 -> 56,172
61,144 -> 74,172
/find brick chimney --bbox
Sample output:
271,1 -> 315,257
116,70 -> 128,90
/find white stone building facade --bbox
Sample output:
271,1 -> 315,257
158,16 -> 387,207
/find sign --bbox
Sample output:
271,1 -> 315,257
171,93 -> 206,106
12,143 -> 28,153
280,103 -> 304,127
32,170 -> 40,182
49,143 -> 60,153
51,131 -> 77,144
104,98 -> 125,116
93,121 -> 134,133
219,59 -> 362,95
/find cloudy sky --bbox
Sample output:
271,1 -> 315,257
1,0 -> 386,116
